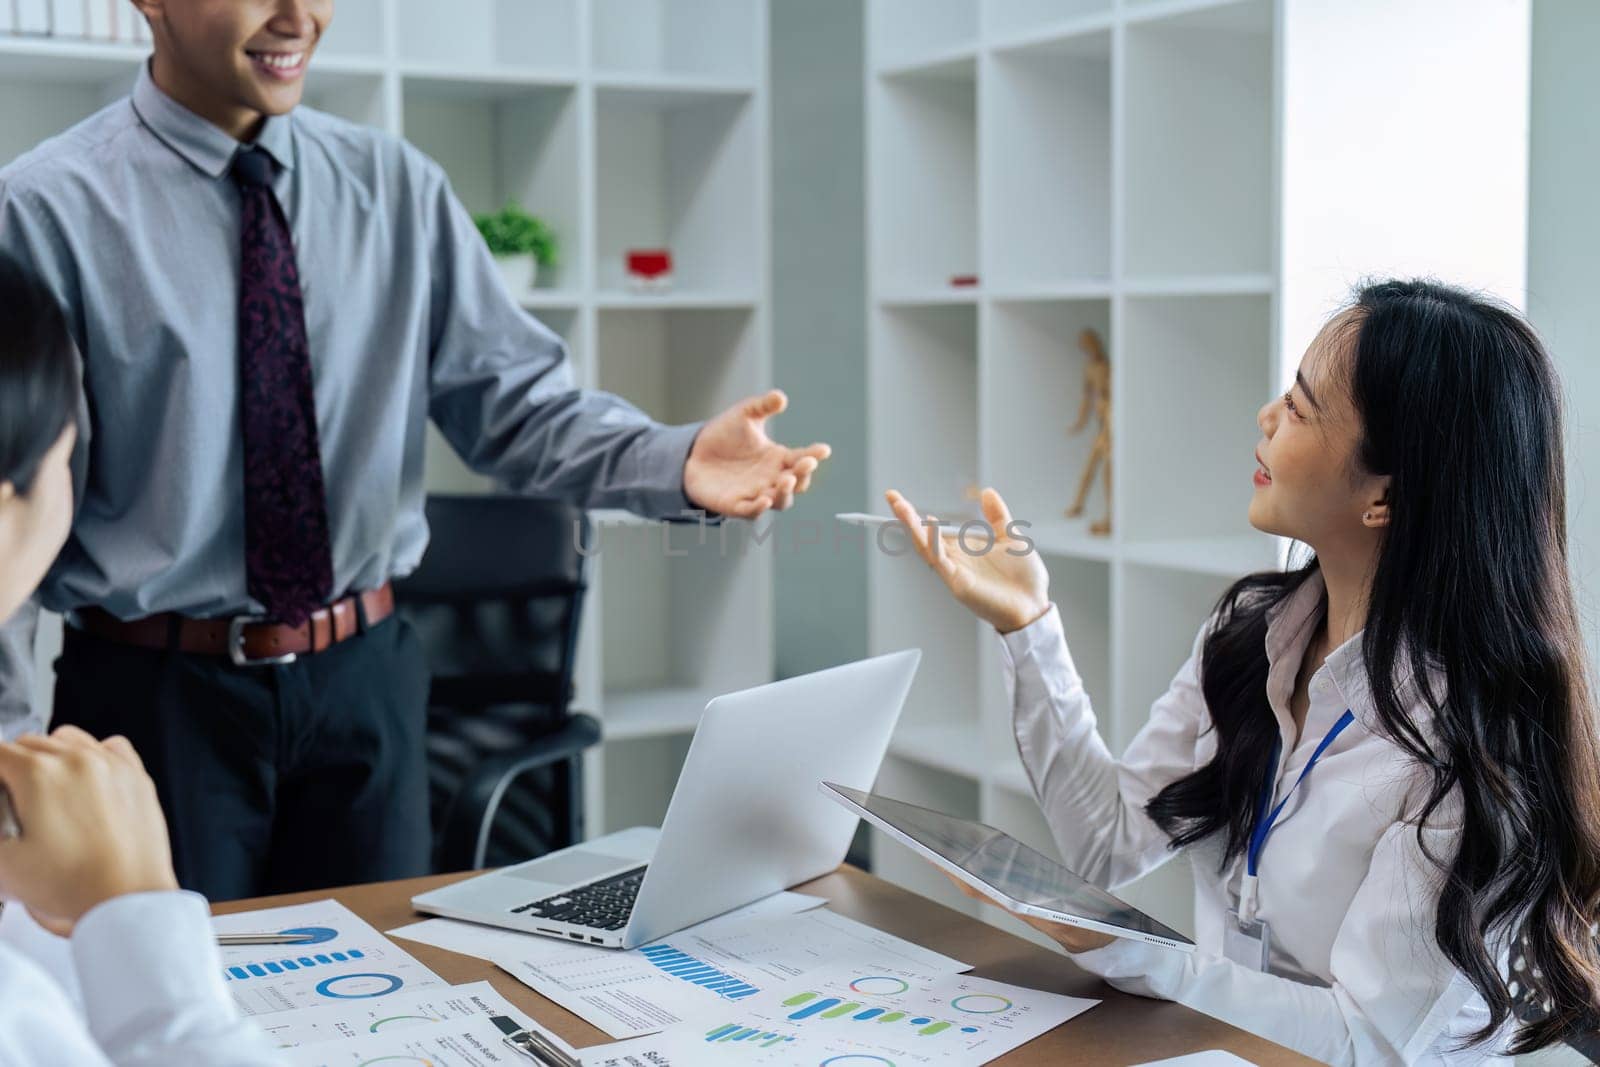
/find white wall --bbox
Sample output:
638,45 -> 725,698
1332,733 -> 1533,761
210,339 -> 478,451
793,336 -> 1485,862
1279,0 -> 1531,377
1528,0 -> 1600,674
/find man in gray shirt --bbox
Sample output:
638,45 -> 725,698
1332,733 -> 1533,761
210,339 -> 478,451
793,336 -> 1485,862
0,0 -> 828,899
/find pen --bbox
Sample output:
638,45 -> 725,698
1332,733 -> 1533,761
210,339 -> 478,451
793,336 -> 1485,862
215,932 -> 320,946
835,512 -> 973,536
492,1014 -> 582,1067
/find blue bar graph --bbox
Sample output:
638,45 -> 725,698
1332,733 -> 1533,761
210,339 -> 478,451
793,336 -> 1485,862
637,944 -> 760,1000
704,1023 -> 795,1049
224,946 -> 369,982
789,997 -> 841,1020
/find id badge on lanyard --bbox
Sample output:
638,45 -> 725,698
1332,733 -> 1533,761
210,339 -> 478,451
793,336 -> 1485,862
1226,709 -> 1355,972
1225,876 -> 1272,971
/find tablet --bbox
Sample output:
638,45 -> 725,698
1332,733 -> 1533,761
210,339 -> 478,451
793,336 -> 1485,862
822,781 -> 1195,952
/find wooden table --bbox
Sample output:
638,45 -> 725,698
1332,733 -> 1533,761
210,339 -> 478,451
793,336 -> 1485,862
216,866 -> 1315,1066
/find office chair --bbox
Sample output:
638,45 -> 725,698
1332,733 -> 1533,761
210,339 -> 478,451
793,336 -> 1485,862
395,494 -> 602,873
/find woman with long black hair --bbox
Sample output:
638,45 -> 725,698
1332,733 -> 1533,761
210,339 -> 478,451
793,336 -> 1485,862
887,279 -> 1600,1063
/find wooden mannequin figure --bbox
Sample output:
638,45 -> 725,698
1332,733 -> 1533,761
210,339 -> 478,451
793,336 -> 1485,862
1066,327 -> 1111,536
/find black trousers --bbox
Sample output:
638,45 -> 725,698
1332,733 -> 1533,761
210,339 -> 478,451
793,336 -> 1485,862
52,615 -> 433,902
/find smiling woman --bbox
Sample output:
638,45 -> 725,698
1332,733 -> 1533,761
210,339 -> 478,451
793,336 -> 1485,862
888,280 -> 1600,1063
132,0 -> 332,141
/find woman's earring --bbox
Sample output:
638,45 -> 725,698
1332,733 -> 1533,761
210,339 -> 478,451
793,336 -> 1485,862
1363,512 -> 1373,522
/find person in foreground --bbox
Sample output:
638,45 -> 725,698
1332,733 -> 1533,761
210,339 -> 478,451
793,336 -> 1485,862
0,255 -> 281,1064
888,279 -> 1600,1064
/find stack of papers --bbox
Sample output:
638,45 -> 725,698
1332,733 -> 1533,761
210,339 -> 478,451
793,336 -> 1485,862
221,893 -> 1100,1067
215,900 -> 448,1017
215,899 -> 577,1067
391,892 -> 973,1041
579,962 -> 1099,1066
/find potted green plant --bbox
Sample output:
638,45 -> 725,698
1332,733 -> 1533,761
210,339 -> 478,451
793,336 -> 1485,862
474,202 -> 559,295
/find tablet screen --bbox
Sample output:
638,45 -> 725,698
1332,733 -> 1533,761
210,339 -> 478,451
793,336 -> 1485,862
827,783 -> 1192,947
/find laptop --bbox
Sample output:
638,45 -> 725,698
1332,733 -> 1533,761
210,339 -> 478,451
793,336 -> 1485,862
412,649 -> 921,949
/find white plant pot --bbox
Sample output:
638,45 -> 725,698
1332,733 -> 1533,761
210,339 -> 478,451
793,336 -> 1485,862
493,253 -> 538,296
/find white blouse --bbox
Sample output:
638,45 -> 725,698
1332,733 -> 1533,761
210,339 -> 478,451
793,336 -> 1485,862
0,892 -> 284,1066
1002,569 -> 1510,1066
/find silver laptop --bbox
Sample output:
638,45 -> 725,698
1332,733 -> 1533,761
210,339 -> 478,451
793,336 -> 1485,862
412,649 -> 921,949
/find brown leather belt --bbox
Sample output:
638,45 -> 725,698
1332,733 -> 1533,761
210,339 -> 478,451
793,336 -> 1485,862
75,583 -> 396,667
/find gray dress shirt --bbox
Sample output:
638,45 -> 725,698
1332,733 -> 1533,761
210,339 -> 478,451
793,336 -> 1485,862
0,64 -> 700,734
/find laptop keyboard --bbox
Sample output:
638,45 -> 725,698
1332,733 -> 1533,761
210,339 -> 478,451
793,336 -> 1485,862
511,865 -> 648,931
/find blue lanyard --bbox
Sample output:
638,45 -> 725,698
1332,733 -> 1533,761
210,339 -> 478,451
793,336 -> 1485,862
1246,709 -> 1355,878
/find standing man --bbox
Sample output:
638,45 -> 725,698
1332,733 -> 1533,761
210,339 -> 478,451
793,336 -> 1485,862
0,0 -> 829,901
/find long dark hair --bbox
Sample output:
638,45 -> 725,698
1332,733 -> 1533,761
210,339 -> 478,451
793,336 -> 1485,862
0,252 -> 78,494
1146,279 -> 1600,1052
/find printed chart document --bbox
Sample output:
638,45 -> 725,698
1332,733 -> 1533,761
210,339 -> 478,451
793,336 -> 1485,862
213,899 -> 446,1016
1132,1055 -> 1258,1066
251,979 -> 522,1048
284,1012 -> 578,1067
581,961 -> 1098,1067
494,907 -> 972,1039
389,890 -> 826,963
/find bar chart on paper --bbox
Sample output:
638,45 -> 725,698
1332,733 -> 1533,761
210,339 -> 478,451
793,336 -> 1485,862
214,900 -> 446,1016
583,960 -> 1099,1067
659,961 -> 1099,1065
639,943 -> 761,1000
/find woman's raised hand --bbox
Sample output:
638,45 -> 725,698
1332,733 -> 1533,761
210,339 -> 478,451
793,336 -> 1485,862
884,487 -> 1050,634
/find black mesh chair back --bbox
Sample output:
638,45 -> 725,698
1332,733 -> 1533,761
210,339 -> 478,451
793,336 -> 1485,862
395,494 -> 601,872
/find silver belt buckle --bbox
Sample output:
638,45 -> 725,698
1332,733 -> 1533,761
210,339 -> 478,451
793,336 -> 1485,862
228,615 -> 297,667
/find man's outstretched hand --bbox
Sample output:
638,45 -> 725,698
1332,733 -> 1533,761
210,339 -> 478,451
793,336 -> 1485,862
684,390 -> 831,519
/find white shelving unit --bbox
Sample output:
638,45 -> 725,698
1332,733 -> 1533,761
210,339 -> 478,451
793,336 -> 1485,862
3,0 -> 773,838
865,0 -> 1531,942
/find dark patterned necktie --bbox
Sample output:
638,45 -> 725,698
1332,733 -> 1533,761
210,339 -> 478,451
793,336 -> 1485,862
231,146 -> 333,627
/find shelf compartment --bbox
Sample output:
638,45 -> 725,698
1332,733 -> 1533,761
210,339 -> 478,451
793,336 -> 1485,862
599,733 -> 694,833
316,0 -> 384,60
982,298 -> 1112,536
591,0 -> 759,82
981,0 -> 1110,44
1121,534 -> 1278,578
877,287 -> 981,308
1044,552 -> 1112,725
869,0 -> 977,72
979,546 -> 1111,772
872,556 -> 981,740
1116,562 -> 1236,753
595,88 -> 760,293
871,61 -> 977,292
302,67 -> 386,128
871,304 -> 978,518
601,685 -> 717,740
401,80 -> 583,292
889,719 -> 986,780
0,75 -> 119,165
984,31 -> 1111,289
1123,0 -> 1273,278
593,290 -> 758,311
0,39 -> 143,83
1119,294 -> 1272,545
394,0 -> 578,71
592,307 -> 770,716
594,519 -> 770,713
